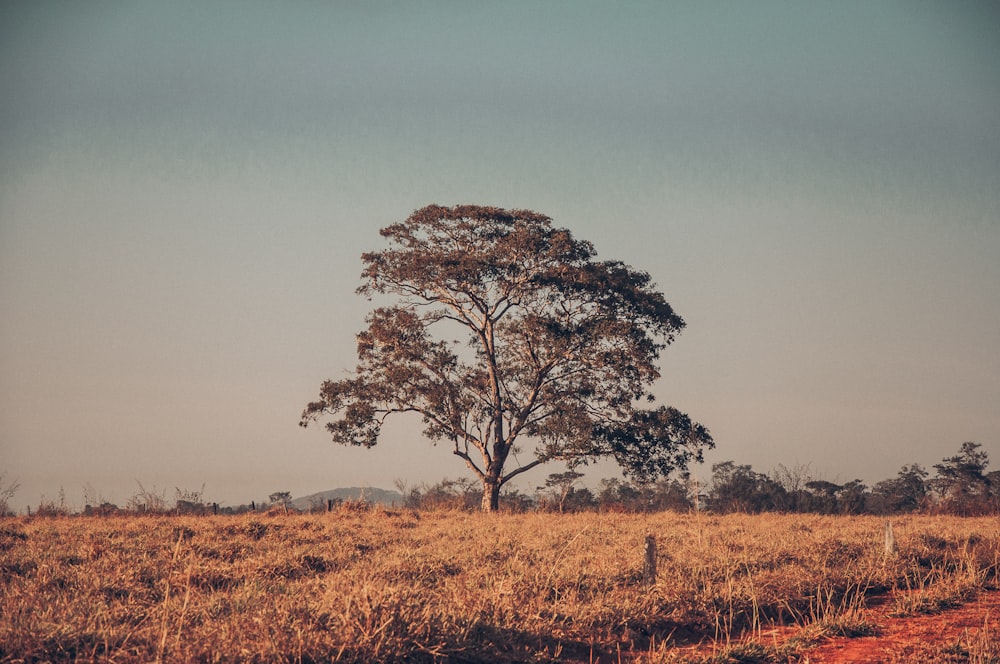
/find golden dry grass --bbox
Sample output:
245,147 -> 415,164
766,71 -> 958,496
1,509 -> 997,662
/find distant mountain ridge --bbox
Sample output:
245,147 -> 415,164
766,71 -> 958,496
291,487 -> 403,510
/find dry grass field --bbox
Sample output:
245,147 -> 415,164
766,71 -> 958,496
1,508 -> 997,662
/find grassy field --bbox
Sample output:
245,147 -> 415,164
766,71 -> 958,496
1,509 -> 997,662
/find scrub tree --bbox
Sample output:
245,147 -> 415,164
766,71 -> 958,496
933,441 -> 992,515
301,205 -> 714,512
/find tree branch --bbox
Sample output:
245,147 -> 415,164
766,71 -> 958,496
501,458 -> 546,485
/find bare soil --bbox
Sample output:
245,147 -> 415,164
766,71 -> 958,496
801,589 -> 1000,663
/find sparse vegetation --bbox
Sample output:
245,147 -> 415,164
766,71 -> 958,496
0,474 -> 20,517
1,510 -> 996,662
268,491 -> 293,511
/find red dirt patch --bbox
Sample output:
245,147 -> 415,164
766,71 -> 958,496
802,590 -> 1000,663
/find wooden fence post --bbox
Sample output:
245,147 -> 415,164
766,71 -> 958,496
884,519 -> 895,555
642,535 -> 657,587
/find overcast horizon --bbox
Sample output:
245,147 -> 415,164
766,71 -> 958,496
2,2 -> 998,512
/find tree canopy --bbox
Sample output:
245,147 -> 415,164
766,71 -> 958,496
933,442 -> 993,515
301,204 -> 714,511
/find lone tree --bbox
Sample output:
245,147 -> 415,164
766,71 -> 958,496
301,205 -> 714,512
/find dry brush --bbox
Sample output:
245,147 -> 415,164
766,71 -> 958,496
1,510 -> 997,662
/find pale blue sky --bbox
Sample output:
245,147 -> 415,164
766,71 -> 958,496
2,2 -> 998,509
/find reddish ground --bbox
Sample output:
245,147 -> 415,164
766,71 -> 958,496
658,590 -> 1000,663
802,590 -> 1000,663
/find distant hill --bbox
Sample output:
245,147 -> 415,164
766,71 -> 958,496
291,487 -> 403,510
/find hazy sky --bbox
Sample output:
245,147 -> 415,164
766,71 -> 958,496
2,2 -> 998,510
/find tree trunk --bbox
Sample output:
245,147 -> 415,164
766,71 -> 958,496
481,478 -> 502,513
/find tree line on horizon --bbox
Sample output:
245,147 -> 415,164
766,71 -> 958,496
400,441 -> 998,517
1,441 -> 994,518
